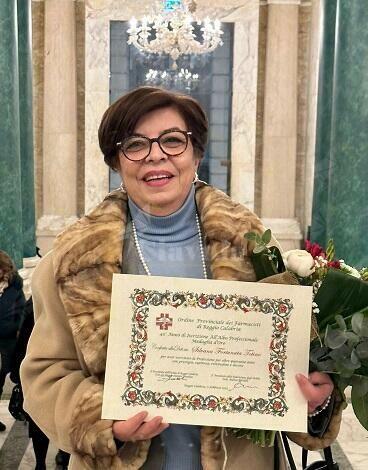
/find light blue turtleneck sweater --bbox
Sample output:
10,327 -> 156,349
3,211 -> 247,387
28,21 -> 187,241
128,186 -> 206,280
128,185 -> 204,470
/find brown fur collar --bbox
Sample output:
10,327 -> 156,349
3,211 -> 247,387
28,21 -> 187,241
53,184 -> 264,377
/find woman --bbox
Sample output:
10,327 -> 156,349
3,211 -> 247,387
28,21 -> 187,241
0,250 -> 25,432
21,87 -> 343,469
0,251 -> 25,398
10,296 -> 70,470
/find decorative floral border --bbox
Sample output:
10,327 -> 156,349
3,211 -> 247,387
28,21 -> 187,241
122,290 -> 293,417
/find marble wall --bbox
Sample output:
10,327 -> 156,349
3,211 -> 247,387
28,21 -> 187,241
30,0 -> 320,253
32,1 -> 44,221
18,0 -> 37,258
84,0 -> 261,213
311,0 -> 368,267
0,0 -> 36,267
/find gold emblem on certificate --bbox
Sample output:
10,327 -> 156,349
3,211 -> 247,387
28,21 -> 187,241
102,275 -> 312,432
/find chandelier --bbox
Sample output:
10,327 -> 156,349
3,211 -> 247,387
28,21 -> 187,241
145,68 -> 200,91
127,0 -> 224,69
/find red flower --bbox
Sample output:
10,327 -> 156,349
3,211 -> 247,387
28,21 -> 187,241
327,260 -> 341,269
274,383 -> 281,392
305,240 -> 325,259
208,399 -> 217,409
193,398 -> 201,407
215,297 -> 223,306
130,372 -> 138,381
278,304 -> 287,313
269,363 -> 280,374
128,391 -> 137,401
273,401 -> 282,410
242,308 -> 249,313
199,296 -> 208,305
135,294 -> 145,303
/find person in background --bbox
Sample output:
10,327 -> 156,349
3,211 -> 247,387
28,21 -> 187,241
11,297 -> 71,470
21,87 -> 344,469
0,249 -> 25,432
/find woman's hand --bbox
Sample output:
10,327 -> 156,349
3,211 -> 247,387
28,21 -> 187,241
112,411 -> 169,442
296,372 -> 334,414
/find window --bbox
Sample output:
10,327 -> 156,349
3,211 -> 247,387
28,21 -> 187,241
109,21 -> 234,194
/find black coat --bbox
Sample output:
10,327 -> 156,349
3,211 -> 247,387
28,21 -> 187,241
0,273 -> 25,346
10,296 -> 34,384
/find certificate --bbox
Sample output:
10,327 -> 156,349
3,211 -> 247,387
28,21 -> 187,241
102,274 -> 312,432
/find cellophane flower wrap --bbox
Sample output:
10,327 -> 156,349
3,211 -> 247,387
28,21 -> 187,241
231,230 -> 368,447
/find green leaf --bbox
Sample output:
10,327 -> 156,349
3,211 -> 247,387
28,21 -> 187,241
255,234 -> 263,244
351,387 -> 368,431
352,312 -> 368,336
253,244 -> 266,254
329,344 -> 350,362
351,349 -> 362,368
345,332 -> 360,347
262,229 -> 272,245
325,325 -> 347,349
352,376 -> 368,397
244,232 -> 257,241
342,356 -> 359,372
356,340 -> 368,359
313,270 -> 368,333
335,377 -> 351,394
310,344 -> 330,361
335,315 -> 347,331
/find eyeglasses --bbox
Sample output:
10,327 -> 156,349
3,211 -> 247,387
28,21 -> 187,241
116,129 -> 192,161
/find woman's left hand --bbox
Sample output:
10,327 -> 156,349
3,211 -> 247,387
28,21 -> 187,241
296,372 -> 334,414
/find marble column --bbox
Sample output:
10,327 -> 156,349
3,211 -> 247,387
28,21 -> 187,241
260,0 -> 301,250
37,0 -> 78,254
18,0 -> 36,258
310,0 -> 337,247
311,0 -> 368,267
0,0 -> 23,267
303,0 -> 322,238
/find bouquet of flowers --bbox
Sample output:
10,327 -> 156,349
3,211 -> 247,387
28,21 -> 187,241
232,229 -> 368,447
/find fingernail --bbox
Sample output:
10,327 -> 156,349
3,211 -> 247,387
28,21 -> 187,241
296,373 -> 303,380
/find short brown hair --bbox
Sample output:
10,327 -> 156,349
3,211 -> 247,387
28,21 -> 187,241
0,250 -> 16,283
98,86 -> 208,170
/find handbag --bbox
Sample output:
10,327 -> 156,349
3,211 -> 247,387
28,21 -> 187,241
8,383 -> 27,421
281,432 -> 339,470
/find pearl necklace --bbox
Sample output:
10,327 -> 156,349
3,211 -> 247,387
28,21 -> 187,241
131,213 -> 208,279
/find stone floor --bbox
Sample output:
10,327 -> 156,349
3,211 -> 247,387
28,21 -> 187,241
0,386 -> 366,469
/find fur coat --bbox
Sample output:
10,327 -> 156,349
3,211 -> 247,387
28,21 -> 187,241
21,184 -> 344,469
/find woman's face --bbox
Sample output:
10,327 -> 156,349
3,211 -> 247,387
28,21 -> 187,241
118,107 -> 200,216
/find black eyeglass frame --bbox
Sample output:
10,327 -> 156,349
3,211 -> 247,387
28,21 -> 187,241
116,130 -> 193,161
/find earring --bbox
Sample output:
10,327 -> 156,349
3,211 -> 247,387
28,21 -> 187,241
119,181 -> 126,193
193,171 -> 199,184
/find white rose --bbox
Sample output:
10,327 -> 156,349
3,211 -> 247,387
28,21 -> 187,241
282,250 -> 315,277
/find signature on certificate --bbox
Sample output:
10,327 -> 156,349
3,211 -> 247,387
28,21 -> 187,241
228,380 -> 260,391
